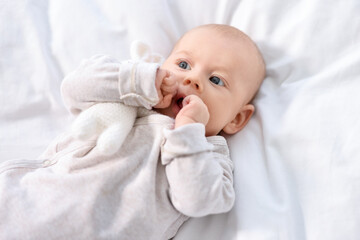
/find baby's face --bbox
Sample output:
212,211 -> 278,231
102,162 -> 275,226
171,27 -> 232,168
160,27 -> 260,136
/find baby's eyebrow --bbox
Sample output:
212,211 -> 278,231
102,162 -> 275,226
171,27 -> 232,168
174,50 -> 192,57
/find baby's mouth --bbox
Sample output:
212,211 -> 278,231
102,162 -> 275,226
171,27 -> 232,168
171,94 -> 186,117
176,97 -> 184,110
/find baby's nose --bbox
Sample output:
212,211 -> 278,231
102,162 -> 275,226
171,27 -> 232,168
183,78 -> 203,92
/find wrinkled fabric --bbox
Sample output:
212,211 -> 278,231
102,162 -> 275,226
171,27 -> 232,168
0,55 -> 234,240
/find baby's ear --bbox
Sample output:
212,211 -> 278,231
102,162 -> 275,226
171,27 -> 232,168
222,104 -> 254,135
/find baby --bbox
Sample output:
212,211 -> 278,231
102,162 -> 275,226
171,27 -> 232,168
0,24 -> 265,240
155,24 -> 265,136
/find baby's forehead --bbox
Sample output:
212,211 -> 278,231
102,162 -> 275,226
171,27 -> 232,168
188,25 -> 249,43
180,27 -> 255,56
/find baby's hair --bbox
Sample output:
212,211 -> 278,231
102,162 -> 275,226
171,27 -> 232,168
196,24 -> 247,41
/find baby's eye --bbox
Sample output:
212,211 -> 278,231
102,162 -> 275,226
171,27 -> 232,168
209,76 -> 225,86
178,61 -> 191,70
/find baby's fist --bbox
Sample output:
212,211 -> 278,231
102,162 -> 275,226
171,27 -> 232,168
175,95 -> 209,128
154,69 -> 177,109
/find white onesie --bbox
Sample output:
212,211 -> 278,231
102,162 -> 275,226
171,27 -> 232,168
0,55 -> 235,240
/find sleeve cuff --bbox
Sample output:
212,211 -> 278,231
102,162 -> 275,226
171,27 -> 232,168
161,123 -> 214,165
118,60 -> 160,109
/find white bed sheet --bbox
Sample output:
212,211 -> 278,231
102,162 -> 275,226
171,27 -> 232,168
1,0 -> 359,239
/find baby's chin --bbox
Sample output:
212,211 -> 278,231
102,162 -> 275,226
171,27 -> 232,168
154,96 -> 185,119
153,106 -> 176,119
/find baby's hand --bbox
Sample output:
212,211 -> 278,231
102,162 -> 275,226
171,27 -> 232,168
154,68 -> 177,108
175,95 -> 209,128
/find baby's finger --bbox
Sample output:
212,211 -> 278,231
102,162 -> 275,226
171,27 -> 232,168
157,68 -> 169,79
182,95 -> 191,108
162,84 -> 178,97
162,94 -> 173,106
155,94 -> 173,108
182,95 -> 202,107
162,73 -> 176,86
155,68 -> 169,92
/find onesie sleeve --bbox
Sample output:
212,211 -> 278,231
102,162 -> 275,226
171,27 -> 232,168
161,123 -> 235,217
60,55 -> 160,115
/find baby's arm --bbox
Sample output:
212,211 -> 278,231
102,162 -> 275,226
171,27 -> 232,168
61,55 -> 162,115
161,125 -> 235,217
